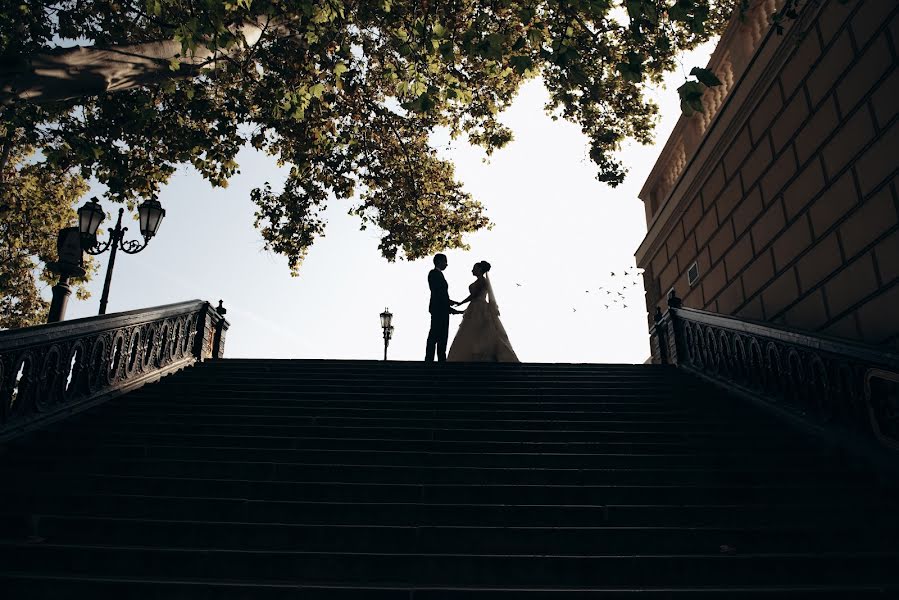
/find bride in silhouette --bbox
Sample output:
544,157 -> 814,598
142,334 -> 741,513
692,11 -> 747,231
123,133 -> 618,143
447,261 -> 519,362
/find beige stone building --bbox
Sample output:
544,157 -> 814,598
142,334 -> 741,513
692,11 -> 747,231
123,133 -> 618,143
637,0 -> 898,356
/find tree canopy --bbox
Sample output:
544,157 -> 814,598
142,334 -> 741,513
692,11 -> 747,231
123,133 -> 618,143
0,145 -> 94,328
1,0 -> 745,287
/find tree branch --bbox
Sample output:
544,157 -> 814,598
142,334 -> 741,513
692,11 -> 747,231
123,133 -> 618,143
0,121 -> 14,210
0,18 -> 278,105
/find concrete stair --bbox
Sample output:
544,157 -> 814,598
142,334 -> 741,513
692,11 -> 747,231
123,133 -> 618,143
0,360 -> 896,597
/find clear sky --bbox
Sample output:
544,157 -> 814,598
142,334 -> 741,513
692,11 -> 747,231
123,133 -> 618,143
57,43 -> 714,364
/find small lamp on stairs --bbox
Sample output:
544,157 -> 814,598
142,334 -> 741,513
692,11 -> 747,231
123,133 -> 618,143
380,308 -> 394,361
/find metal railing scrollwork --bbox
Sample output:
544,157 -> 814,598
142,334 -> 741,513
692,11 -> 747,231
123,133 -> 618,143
0,300 -> 228,441
651,291 -> 899,457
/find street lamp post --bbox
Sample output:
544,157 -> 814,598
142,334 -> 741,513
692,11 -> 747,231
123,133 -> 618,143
380,308 -> 394,361
78,197 -> 166,315
46,227 -> 88,323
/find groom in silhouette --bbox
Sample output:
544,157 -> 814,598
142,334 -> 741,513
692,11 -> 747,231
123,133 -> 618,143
426,253 -> 462,362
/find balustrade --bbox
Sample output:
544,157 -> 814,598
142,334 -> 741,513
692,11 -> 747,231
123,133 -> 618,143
652,291 -> 899,458
0,300 -> 228,441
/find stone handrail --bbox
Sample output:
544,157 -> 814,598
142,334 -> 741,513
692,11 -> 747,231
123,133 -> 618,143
651,291 -> 899,469
0,300 -> 229,441
639,0 -> 783,222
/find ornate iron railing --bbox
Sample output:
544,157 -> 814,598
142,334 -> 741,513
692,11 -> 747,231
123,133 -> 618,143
651,291 -> 899,457
0,300 -> 228,441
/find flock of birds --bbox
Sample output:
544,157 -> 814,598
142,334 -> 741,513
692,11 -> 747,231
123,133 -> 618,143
513,267 -> 646,313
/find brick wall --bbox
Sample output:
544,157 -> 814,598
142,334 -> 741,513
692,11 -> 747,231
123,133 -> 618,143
640,0 -> 899,348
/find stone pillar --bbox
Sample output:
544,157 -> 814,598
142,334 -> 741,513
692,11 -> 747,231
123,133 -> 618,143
47,277 -> 73,323
211,301 -> 229,360
192,301 -> 230,361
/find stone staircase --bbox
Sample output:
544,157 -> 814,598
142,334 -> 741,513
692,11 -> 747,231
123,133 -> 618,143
0,359 -> 897,597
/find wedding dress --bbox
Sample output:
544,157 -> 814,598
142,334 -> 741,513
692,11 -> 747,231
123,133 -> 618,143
447,274 -> 519,363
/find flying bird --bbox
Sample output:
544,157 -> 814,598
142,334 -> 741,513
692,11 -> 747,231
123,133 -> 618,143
623,304 -> 628,308
515,283 -> 522,287
610,272 -> 616,276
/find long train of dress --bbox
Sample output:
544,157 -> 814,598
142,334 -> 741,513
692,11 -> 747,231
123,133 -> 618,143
447,282 -> 519,363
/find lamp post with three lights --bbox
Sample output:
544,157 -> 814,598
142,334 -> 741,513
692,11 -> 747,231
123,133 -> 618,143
46,197 -> 166,322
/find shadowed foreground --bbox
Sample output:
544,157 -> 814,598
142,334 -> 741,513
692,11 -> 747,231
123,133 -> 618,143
0,359 -> 897,597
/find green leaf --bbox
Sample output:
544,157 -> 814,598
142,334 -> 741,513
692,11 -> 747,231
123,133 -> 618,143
510,55 -> 534,75
677,80 -> 705,115
668,2 -> 688,22
438,41 -> 455,61
408,92 -> 435,112
527,27 -> 545,46
690,67 -> 721,87
616,53 -> 644,83
626,0 -> 642,19
519,7 -> 535,24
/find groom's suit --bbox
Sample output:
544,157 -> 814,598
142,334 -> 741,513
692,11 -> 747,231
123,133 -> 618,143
426,268 -> 451,362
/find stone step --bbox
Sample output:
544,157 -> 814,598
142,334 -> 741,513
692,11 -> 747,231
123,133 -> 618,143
18,429 -> 820,454
4,493 -> 894,527
2,574 -> 896,599
2,457 -> 867,487
1,542 -> 897,587
2,472 -> 884,505
113,395 -> 706,408
2,514 -> 895,554
101,398 -> 717,414
134,388 -> 703,400
1,359 -> 894,595
11,443 -> 837,468
195,359 -> 672,370
71,413 -> 774,433
48,420 -> 816,443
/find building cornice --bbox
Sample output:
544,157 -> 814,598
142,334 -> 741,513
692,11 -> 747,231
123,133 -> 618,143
635,0 -> 825,266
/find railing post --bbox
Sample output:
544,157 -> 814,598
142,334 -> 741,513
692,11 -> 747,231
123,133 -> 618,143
663,290 -> 683,366
650,307 -> 668,364
212,300 -> 229,360
192,303 -> 211,361
192,301 -> 230,361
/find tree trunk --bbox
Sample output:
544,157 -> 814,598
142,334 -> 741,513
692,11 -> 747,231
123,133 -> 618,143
1,21 -> 269,105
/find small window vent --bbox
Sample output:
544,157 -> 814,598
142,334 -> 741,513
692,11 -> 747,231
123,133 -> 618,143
687,262 -> 699,286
